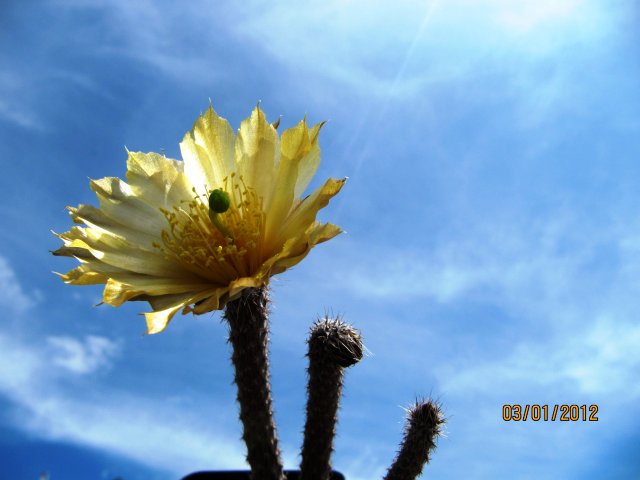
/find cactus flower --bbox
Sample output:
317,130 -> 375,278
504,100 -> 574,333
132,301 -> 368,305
53,105 -> 345,334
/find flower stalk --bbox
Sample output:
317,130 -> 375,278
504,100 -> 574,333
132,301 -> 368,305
223,286 -> 285,480
383,399 -> 445,480
300,317 -> 363,480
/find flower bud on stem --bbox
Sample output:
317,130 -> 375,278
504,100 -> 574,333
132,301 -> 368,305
300,317 -> 363,480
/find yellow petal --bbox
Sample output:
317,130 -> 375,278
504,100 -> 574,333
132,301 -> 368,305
55,266 -> 109,285
90,177 -> 168,236
294,121 -> 324,198
280,119 -> 312,165
188,290 -> 224,314
67,204 -> 159,251
103,276 -> 214,307
125,151 -> 194,210
55,226 -> 178,278
126,151 -> 184,177
228,276 -> 264,299
276,177 -> 346,247
307,221 -> 344,246
57,229 -> 185,283
104,279 -> 144,306
52,244 -> 94,262
235,105 -> 279,202
144,290 -> 213,334
54,246 -> 138,284
263,119 -> 310,240
145,304 -> 185,334
180,106 -> 235,195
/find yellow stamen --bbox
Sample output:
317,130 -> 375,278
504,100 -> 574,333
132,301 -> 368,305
154,176 -> 265,282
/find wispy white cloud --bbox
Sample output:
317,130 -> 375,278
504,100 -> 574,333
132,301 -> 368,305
339,211 -> 595,316
440,316 -> 640,401
317,203 -> 640,475
0,330 -> 247,476
0,67 -> 110,132
0,258 -> 246,475
339,445 -> 388,480
48,69 -> 118,101
46,0 -> 618,105
47,335 -> 121,375
419,313 -> 640,479
231,0 -> 614,97
51,0 -> 228,83
0,99 -> 45,131
0,71 -> 47,131
0,256 -> 37,314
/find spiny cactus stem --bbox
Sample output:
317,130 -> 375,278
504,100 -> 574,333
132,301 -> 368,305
300,317 -> 363,480
224,286 -> 285,480
383,399 -> 445,480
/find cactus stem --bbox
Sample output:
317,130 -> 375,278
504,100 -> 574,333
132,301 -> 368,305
224,286 -> 285,480
383,399 -> 445,480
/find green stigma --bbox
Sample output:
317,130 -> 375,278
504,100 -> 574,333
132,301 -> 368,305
209,189 -> 230,213
208,189 -> 233,239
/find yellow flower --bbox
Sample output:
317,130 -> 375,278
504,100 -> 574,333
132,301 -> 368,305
53,105 -> 345,334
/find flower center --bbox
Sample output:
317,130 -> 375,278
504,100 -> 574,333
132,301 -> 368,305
152,173 -> 265,283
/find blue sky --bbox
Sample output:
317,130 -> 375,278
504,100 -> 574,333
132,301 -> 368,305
1,0 -> 639,479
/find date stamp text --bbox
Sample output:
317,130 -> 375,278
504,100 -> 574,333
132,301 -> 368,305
502,404 -> 599,422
